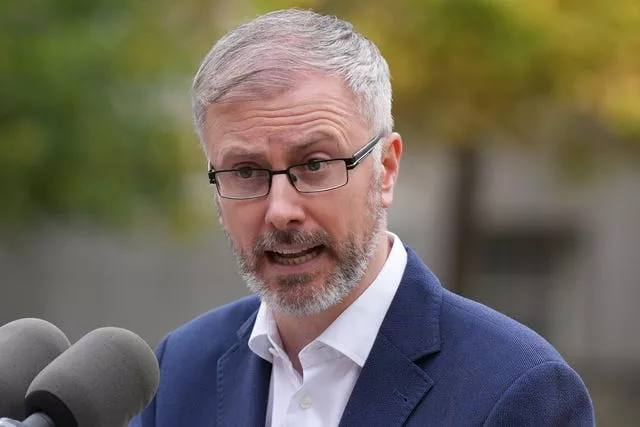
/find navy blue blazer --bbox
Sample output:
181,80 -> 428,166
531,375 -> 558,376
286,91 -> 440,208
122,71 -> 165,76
131,247 -> 594,426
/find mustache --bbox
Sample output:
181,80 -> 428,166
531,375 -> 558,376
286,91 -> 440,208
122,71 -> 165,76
253,229 -> 333,255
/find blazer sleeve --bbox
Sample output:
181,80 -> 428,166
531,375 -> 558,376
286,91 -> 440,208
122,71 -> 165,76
130,335 -> 169,427
483,360 -> 595,426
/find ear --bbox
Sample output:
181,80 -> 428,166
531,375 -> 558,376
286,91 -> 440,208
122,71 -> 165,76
380,132 -> 402,208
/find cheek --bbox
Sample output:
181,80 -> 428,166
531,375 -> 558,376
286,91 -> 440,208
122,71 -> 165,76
316,187 -> 364,235
219,203 -> 262,248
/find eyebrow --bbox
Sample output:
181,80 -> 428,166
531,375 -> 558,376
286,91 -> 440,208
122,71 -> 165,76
288,131 -> 340,155
215,131 -> 341,167
217,147 -> 265,164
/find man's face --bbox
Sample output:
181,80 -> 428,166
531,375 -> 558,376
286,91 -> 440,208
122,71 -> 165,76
203,76 -> 390,316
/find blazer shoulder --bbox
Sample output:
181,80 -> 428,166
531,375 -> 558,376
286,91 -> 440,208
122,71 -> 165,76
421,290 -> 594,424
161,295 -> 260,359
440,289 -> 563,367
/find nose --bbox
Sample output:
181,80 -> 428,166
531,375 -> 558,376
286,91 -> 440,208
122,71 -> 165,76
264,173 -> 306,230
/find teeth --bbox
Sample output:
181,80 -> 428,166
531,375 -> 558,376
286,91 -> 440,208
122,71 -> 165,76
270,247 -> 320,265
272,248 -> 310,255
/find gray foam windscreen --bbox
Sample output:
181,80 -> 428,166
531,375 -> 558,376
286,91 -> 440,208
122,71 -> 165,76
0,318 -> 71,420
26,327 -> 160,427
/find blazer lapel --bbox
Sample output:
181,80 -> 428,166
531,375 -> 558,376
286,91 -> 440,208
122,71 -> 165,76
217,312 -> 272,427
339,247 -> 443,427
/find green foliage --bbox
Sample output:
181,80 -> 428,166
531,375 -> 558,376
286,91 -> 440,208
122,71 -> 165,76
255,0 -> 640,154
0,0 -> 217,230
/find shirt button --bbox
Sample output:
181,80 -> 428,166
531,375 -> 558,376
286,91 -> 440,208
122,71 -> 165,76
299,394 -> 313,409
268,347 -> 279,357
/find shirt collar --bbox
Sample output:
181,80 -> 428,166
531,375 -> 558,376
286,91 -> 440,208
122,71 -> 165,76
248,300 -> 281,363
248,232 -> 407,367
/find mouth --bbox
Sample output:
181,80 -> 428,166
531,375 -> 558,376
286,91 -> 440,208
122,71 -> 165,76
266,245 -> 324,266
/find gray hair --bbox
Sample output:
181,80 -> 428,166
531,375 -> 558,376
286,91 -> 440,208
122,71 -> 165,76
191,9 -> 393,161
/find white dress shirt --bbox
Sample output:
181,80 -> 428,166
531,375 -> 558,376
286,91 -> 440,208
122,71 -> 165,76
248,232 -> 408,427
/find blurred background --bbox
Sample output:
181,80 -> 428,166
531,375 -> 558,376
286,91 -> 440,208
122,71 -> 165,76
1,0 -> 639,424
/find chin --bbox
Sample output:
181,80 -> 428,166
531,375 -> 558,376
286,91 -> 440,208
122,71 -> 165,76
268,279 -> 349,316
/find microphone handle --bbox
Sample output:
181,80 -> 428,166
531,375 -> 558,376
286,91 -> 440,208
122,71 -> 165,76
0,413 -> 54,427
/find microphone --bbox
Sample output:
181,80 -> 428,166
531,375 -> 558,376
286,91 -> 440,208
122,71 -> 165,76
0,318 -> 71,420
21,327 -> 159,427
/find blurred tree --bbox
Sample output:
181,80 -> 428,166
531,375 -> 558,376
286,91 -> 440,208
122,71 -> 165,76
255,0 -> 640,293
0,0 -> 231,232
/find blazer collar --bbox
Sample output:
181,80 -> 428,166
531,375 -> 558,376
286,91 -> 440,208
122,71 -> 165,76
379,245 -> 443,359
339,246 -> 443,427
217,309 -> 272,427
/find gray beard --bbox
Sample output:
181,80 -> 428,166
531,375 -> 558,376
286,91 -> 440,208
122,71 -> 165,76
222,184 -> 385,316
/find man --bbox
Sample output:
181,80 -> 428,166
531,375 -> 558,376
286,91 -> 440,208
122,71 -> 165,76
132,9 -> 594,427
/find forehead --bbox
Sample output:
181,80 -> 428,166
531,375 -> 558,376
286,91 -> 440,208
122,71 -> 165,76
202,75 -> 368,159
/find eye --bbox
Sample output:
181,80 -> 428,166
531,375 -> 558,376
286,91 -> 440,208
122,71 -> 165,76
305,159 -> 326,172
235,167 -> 257,179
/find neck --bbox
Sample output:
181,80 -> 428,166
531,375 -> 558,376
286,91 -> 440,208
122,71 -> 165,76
273,232 -> 392,373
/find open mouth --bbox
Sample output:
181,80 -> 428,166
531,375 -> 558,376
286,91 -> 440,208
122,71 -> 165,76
266,246 -> 324,265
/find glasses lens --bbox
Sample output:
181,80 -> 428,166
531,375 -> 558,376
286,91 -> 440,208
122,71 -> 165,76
290,160 -> 347,192
216,168 -> 270,199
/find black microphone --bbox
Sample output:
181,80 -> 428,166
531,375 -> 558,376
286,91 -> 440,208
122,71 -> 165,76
19,327 -> 159,427
0,318 -> 71,420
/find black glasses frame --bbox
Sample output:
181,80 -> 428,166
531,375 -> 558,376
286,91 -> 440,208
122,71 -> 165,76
208,134 -> 385,200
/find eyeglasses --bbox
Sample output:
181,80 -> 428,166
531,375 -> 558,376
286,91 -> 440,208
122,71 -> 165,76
208,134 -> 384,200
